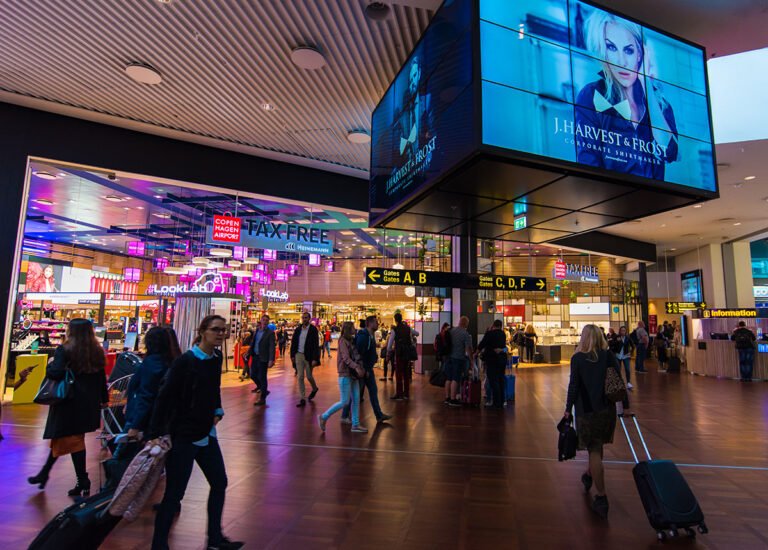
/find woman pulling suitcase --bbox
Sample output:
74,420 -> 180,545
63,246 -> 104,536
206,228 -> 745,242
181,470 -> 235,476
562,324 -> 624,519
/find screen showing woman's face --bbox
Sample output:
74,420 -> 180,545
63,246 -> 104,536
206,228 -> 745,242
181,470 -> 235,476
43,265 -> 54,278
604,22 -> 641,89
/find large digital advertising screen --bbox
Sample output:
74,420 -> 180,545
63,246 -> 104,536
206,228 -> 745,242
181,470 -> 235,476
480,0 -> 716,192
369,0 -> 475,224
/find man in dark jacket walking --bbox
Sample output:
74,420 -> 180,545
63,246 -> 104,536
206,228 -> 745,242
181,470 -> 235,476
291,311 -> 321,407
249,314 -> 276,406
732,321 -> 757,381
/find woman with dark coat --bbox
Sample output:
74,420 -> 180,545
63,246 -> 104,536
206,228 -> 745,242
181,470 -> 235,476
148,315 -> 243,550
563,324 -> 623,519
28,318 -> 108,497
123,327 -> 175,439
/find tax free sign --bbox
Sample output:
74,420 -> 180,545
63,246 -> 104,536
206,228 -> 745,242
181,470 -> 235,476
207,216 -> 334,256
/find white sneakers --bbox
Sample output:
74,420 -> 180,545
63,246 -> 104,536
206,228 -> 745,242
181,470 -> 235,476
627,382 -> 634,390
351,425 -> 369,433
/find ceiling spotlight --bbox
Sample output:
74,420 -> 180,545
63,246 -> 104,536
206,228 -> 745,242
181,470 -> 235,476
347,130 -> 371,144
104,195 -> 129,202
33,199 -> 55,205
693,204 -> 702,208
33,171 -> 57,180
733,222 -> 742,226
744,176 -> 756,181
290,46 -> 327,70
125,62 -> 163,85
364,2 -> 391,21
261,102 -> 276,112
152,212 -> 172,219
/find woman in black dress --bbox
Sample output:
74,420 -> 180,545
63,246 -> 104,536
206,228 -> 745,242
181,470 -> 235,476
563,324 -> 623,519
28,318 -> 108,496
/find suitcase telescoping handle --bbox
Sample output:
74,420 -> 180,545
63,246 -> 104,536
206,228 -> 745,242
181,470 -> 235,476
618,413 -> 652,464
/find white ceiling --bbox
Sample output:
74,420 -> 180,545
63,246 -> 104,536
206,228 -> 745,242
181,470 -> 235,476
602,139 -> 768,254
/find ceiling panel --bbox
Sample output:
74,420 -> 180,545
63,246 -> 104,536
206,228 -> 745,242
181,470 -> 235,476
0,0 -> 433,173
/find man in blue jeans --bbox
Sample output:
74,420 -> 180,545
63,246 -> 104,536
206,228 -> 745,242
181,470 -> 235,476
732,321 -> 757,381
342,316 -> 393,424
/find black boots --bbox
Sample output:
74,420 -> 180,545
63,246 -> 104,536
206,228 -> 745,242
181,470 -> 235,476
67,473 -> 91,497
28,451 -> 57,489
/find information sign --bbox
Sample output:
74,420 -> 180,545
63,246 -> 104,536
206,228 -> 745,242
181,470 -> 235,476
364,267 -> 546,292
665,302 -> 706,314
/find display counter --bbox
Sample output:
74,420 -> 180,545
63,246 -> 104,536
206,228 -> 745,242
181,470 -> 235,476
688,339 -> 768,380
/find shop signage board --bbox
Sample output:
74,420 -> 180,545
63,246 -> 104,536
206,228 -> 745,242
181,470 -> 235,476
147,273 -> 226,297
212,215 -> 242,243
665,301 -> 706,314
364,267 -> 546,292
206,217 -> 333,256
552,262 -> 599,283
259,288 -> 289,302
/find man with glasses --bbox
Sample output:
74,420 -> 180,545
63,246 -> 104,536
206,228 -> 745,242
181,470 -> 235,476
290,311 -> 321,407
248,314 -> 276,406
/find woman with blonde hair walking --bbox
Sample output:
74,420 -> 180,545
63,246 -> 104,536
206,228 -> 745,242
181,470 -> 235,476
562,324 -> 623,519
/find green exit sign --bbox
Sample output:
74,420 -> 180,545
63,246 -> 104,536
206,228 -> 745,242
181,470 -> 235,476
514,216 -> 527,231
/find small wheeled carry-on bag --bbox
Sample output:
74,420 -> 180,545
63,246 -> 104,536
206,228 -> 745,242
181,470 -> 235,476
667,356 -> 681,373
504,366 -> 516,402
461,378 -> 482,406
28,489 -> 120,550
532,352 -> 544,364
619,414 -> 708,542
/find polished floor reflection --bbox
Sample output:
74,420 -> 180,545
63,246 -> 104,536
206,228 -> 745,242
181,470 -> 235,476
1,357 -> 767,549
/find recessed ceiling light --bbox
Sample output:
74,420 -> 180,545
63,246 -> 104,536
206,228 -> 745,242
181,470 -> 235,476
33,171 -> 57,180
660,224 -> 667,228
364,1 -> 391,21
733,222 -> 741,226
104,195 -> 129,202
123,207 -> 130,210
154,194 -> 163,199
152,213 -> 172,219
693,204 -> 702,208
670,248 -> 677,251
33,199 -> 55,205
290,46 -> 326,70
744,176 -> 756,180
347,130 -> 371,144
261,102 -> 276,111
137,206 -> 144,210
125,62 -> 163,85
31,206 -> 39,210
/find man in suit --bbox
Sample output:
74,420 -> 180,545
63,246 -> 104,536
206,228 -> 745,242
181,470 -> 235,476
291,311 -> 321,407
249,314 -> 276,406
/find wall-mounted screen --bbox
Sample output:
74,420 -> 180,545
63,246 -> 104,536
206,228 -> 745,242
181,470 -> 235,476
569,302 -> 610,315
369,0 -> 475,224
681,269 -> 703,302
480,0 -> 716,192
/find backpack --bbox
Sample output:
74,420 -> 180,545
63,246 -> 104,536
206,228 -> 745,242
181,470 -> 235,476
434,330 -> 451,357
734,329 -> 754,349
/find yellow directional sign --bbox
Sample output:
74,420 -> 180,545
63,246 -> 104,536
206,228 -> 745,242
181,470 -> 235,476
364,268 -> 547,292
665,301 -> 706,314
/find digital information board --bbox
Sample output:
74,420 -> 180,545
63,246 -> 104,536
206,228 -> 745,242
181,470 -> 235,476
481,0 -> 716,192
364,267 -> 546,292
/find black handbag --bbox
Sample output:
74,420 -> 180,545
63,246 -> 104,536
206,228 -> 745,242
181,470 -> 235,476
34,367 -> 75,405
429,365 -> 446,387
557,417 -> 578,461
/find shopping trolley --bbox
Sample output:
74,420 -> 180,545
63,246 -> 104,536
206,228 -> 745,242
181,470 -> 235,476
100,374 -> 133,451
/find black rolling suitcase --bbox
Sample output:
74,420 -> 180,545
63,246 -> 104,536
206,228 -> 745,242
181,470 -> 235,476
28,489 -> 120,550
667,356 -> 681,373
619,414 -> 708,542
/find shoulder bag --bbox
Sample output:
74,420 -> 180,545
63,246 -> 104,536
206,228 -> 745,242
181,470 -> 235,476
34,366 -> 75,405
604,353 -> 627,403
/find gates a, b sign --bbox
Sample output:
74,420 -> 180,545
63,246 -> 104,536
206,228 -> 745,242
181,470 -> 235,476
212,215 -> 242,243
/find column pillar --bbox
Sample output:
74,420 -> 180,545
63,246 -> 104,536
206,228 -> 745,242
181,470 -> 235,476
722,242 -> 755,308
639,262 -> 649,325
451,235 -> 477,332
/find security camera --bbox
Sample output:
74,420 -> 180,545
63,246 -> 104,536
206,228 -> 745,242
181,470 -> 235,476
108,173 -> 117,181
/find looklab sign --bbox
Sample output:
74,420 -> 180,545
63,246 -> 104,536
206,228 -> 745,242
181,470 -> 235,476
207,218 -> 334,256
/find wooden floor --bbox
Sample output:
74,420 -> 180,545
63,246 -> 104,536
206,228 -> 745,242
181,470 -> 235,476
1,356 -> 767,549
